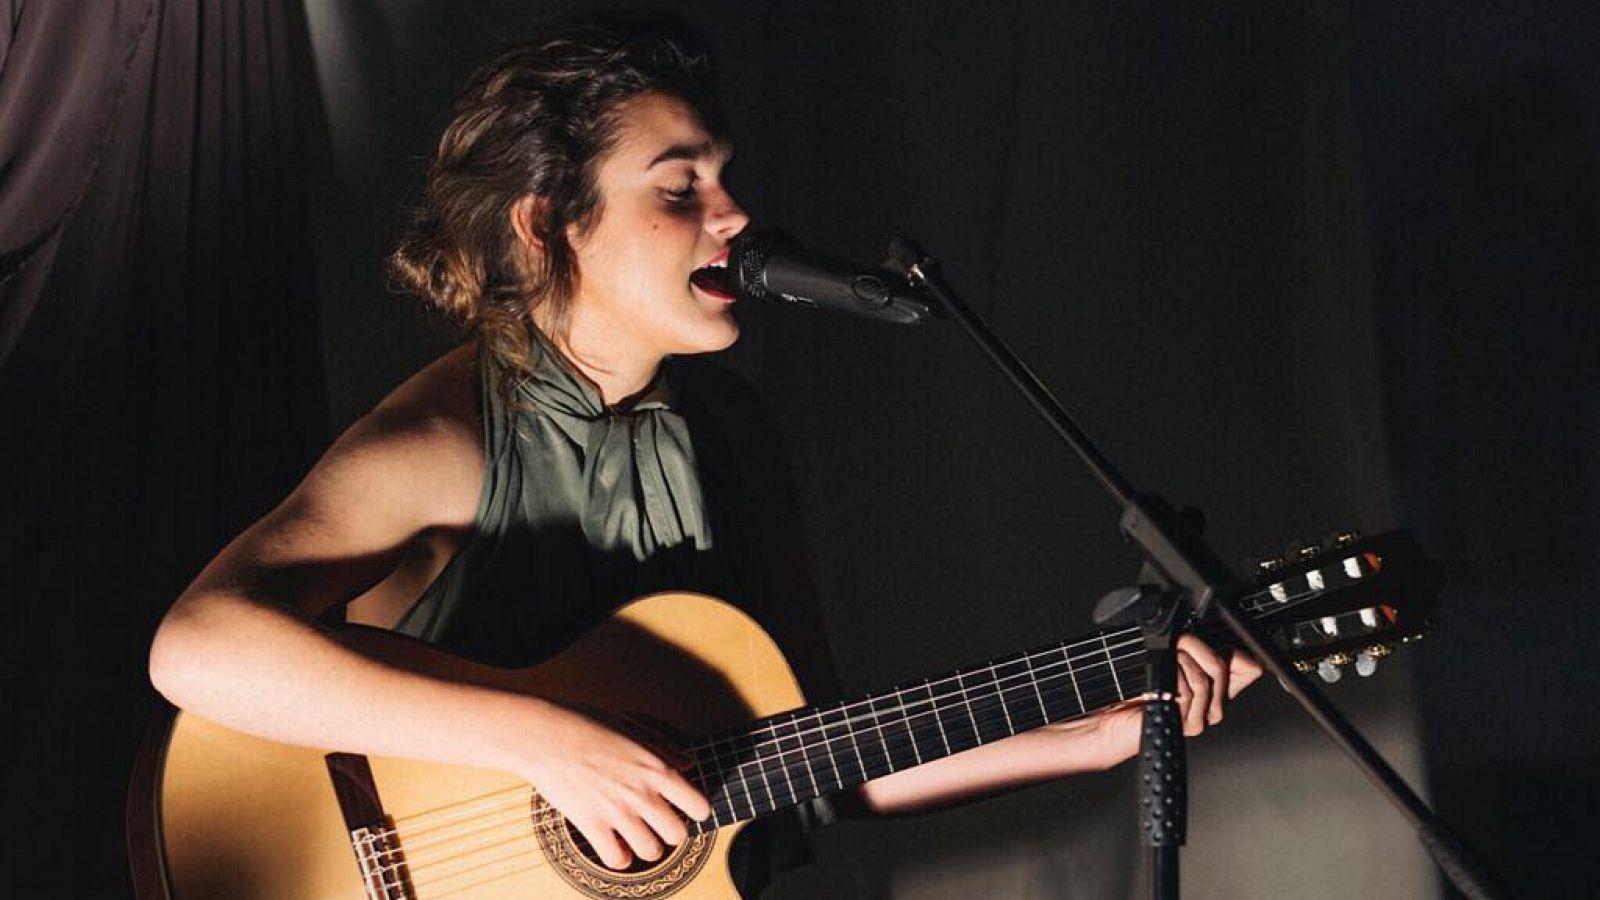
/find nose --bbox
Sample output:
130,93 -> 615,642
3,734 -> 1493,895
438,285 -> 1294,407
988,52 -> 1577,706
706,188 -> 749,241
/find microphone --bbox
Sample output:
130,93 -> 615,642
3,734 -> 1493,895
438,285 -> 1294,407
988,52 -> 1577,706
728,229 -> 933,325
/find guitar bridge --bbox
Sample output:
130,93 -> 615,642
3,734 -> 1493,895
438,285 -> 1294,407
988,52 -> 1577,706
327,752 -> 414,899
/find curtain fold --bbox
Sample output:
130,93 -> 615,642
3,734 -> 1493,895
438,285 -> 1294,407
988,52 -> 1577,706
0,1 -> 327,894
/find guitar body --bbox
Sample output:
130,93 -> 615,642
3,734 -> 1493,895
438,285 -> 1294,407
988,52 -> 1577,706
136,593 -> 808,900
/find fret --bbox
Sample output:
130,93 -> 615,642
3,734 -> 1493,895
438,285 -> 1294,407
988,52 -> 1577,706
979,662 -> 1017,739
1098,633 -> 1126,701
750,725 -> 795,808
1020,651 -> 1050,724
868,692 -> 917,775
953,668 -> 984,749
903,679 -> 949,763
1058,641 -> 1087,715
726,734 -> 760,821
1114,651 -> 1148,700
993,656 -> 1046,733
811,706 -> 852,790
933,674 -> 981,755
1031,645 -> 1084,724
768,713 -> 817,803
688,742 -> 737,828
992,663 -> 1016,734
739,729 -> 774,815
892,688 -> 924,765
705,794 -> 733,830
860,692 -> 894,777
688,752 -> 723,831
963,665 -> 1015,745
821,704 -> 867,787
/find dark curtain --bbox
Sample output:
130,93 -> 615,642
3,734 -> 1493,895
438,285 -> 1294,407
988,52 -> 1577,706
1351,4 -> 1600,897
0,1 -> 326,895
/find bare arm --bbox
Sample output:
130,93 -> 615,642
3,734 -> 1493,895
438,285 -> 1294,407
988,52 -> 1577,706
148,348 -> 706,868
854,635 -> 1264,815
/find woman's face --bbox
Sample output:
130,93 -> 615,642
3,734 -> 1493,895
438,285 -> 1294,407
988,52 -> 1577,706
562,92 -> 748,364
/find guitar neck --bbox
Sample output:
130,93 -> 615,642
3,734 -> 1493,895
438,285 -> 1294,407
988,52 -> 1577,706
685,536 -> 1397,833
686,624 -> 1147,831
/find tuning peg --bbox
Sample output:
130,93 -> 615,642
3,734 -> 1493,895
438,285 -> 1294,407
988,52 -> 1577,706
1297,544 -> 1322,562
1254,555 -> 1286,575
1316,658 -> 1343,683
1333,530 -> 1360,547
1355,651 -> 1378,677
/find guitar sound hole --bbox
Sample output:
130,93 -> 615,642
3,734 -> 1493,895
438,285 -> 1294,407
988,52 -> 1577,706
562,818 -> 667,874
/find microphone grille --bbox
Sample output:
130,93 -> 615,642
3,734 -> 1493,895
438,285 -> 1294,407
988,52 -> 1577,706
729,228 -> 789,301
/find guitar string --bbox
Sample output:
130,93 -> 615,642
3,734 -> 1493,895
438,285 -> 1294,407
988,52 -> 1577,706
392,643 -> 1151,877
400,646 -> 1160,892
384,785 -> 535,840
373,569 -> 1355,883
381,567 -> 1336,840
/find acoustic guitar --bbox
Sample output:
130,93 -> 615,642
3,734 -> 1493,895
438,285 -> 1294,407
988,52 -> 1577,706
127,530 -> 1438,899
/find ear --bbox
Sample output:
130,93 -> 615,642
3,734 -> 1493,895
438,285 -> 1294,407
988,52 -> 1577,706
508,194 -> 546,253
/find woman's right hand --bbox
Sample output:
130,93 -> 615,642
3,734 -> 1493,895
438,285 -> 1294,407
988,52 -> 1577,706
510,700 -> 713,870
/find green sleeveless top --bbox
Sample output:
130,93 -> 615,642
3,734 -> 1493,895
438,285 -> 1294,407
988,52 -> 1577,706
396,339 -> 838,894
395,340 -> 733,664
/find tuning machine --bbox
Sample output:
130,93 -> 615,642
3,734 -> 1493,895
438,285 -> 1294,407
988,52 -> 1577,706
1296,644 -> 1392,682
1261,530 -> 1361,574
1253,555 -> 1286,576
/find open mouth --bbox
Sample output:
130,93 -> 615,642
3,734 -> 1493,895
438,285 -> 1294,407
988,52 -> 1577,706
690,256 -> 736,301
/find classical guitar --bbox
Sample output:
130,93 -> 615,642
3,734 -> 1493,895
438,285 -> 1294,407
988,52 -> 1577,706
127,530 -> 1439,900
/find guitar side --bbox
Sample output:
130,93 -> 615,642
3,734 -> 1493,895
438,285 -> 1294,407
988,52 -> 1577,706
131,592 -> 810,900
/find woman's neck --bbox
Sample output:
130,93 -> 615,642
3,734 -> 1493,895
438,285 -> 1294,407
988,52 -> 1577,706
546,328 -> 663,411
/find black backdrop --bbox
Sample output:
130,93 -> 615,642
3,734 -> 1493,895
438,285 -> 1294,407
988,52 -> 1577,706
3,1 -> 1595,898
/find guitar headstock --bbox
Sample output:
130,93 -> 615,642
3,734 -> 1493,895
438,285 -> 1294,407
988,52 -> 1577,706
1239,530 -> 1442,682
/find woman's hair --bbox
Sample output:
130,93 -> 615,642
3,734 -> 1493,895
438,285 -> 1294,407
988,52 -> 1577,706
389,12 -> 725,387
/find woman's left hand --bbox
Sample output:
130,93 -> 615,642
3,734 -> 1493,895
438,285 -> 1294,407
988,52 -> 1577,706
1087,635 -> 1265,765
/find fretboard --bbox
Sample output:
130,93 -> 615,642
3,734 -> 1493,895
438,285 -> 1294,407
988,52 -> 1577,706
685,623 -> 1149,832
679,549 -> 1363,834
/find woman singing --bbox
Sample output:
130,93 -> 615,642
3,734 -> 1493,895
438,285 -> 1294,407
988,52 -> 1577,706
148,12 -> 1259,895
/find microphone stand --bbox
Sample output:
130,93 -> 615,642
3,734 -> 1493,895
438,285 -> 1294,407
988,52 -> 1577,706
881,236 -> 1506,900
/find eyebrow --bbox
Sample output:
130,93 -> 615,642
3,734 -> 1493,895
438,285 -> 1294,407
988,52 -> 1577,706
645,140 -> 733,170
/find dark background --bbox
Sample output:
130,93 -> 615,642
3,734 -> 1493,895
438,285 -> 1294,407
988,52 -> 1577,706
2,1 -> 1595,897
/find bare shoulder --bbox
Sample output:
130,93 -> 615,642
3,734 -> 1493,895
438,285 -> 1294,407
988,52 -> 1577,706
176,343 -> 486,619
314,341 -> 484,529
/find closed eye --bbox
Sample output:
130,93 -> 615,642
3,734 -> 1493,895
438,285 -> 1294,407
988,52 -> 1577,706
663,183 -> 697,204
